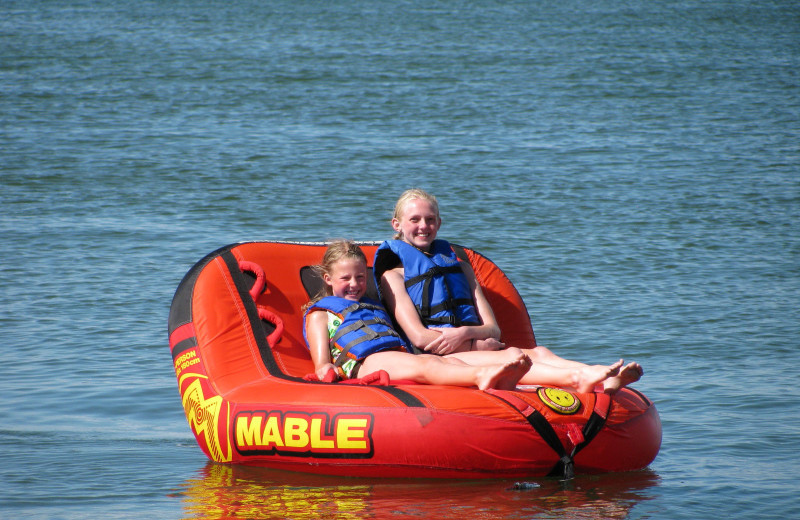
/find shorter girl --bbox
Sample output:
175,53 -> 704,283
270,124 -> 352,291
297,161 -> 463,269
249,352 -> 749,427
303,240 -> 532,390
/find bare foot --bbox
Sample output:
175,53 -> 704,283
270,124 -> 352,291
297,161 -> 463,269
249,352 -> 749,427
478,355 -> 533,391
573,359 -> 624,393
603,362 -> 643,394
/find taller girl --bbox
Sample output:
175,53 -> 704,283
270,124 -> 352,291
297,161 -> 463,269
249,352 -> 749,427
374,188 -> 643,393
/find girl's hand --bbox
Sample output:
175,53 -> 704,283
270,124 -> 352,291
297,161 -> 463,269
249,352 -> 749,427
423,328 -> 472,355
316,363 -> 339,381
474,338 -> 505,351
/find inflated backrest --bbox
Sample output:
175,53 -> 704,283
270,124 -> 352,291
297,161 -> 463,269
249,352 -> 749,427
175,241 -> 536,386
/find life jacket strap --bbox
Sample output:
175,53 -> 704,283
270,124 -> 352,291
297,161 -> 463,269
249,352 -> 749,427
403,263 -> 463,288
331,318 -> 403,367
404,264 -> 466,325
331,317 -> 399,346
339,301 -> 387,315
423,299 -> 480,326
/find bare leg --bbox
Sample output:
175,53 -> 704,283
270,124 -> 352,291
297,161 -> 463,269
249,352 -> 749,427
360,351 -> 530,390
446,345 -> 581,368
522,345 -> 592,370
446,348 -> 627,392
525,347 -> 643,392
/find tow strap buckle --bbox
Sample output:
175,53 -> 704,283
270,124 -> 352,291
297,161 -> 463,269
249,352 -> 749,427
566,423 -> 585,448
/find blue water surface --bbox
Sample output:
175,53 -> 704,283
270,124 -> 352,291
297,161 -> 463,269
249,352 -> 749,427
2,1 -> 799,518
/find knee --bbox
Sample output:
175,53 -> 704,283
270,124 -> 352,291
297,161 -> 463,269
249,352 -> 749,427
527,346 -> 554,361
419,355 -> 443,369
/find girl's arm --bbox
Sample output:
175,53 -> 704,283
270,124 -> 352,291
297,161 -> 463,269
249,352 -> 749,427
460,260 -> 502,340
305,310 -> 338,379
380,264 -> 501,355
380,267 -> 441,349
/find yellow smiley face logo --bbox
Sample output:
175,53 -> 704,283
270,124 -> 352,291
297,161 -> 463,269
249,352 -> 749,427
538,387 -> 581,414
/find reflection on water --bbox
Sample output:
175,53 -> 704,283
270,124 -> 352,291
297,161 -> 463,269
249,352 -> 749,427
176,463 -> 660,519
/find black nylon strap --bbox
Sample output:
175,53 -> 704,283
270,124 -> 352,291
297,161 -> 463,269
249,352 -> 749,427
569,412 -> 606,459
523,409 -> 576,479
526,409 -> 569,461
570,395 -> 613,459
489,391 -> 575,480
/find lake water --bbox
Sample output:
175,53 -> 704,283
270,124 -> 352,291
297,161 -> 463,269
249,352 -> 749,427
2,1 -> 799,518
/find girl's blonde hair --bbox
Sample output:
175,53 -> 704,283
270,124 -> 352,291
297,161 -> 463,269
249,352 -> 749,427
391,188 -> 440,240
302,239 -> 367,311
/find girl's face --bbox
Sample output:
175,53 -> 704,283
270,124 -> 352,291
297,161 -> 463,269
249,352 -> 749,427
392,198 -> 441,251
324,258 -> 367,301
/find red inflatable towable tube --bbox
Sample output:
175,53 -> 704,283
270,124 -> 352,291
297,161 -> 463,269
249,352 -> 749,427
167,241 -> 661,479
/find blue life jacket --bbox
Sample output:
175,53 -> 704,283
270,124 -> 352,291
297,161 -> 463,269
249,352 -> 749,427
373,239 -> 481,328
303,296 -> 410,369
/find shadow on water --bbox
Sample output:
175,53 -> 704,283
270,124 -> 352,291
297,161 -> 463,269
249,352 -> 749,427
174,462 -> 660,519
